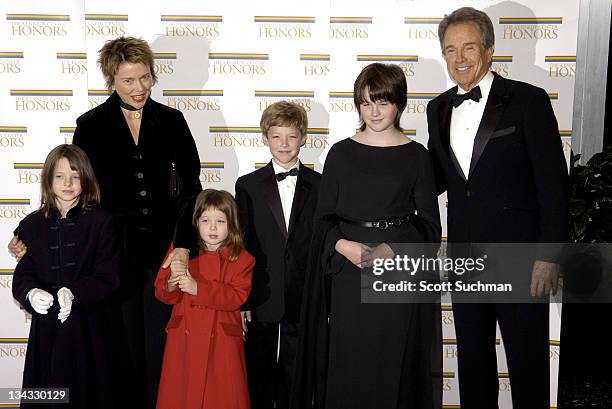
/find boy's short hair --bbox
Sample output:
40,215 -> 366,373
353,63 -> 407,131
260,101 -> 308,137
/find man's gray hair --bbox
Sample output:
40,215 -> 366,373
438,7 -> 495,52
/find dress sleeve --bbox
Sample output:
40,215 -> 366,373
386,146 -> 442,260
172,111 -> 203,251
314,145 -> 345,275
426,100 -> 448,195
412,147 -> 442,244
190,254 -> 254,311
154,245 -> 184,305
67,212 -> 120,309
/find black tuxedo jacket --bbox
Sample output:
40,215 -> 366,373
235,162 -> 321,322
427,72 -> 568,249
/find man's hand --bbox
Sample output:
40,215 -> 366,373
530,260 -> 560,297
8,236 -> 27,261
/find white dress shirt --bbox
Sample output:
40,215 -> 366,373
450,71 -> 494,178
272,160 -> 299,231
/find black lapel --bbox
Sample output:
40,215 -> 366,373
438,91 -> 454,156
287,164 -> 312,236
468,74 -> 507,178
450,148 -> 467,182
260,162 -> 288,238
439,89 -> 467,181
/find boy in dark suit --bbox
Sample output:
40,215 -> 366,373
235,101 -> 320,409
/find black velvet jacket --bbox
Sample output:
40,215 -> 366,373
73,92 -> 202,268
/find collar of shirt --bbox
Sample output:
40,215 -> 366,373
272,160 -> 300,181
455,71 -> 494,105
449,72 -> 494,178
272,160 -> 299,231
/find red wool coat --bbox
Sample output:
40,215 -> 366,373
154,246 -> 254,409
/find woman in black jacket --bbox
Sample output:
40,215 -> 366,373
10,36 -> 202,409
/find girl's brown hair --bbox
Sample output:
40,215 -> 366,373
353,63 -> 407,131
40,144 -> 100,217
192,189 -> 244,261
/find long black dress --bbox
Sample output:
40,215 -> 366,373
298,138 -> 442,409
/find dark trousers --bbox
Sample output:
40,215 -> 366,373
453,303 -> 550,409
121,265 -> 172,409
245,319 -> 300,409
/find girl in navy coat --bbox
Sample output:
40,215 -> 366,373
12,144 -> 122,409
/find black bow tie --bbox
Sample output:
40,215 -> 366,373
276,168 -> 299,181
452,86 -> 482,108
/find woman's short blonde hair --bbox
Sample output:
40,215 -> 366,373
97,36 -> 157,89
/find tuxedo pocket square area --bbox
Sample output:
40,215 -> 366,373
490,126 -> 516,139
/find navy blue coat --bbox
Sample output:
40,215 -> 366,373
12,206 -> 123,409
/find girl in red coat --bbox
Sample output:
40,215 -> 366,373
155,189 -> 254,409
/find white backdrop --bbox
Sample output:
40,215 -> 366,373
0,1 -> 577,407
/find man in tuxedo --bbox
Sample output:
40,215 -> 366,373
427,7 -> 568,408
235,101 -> 320,409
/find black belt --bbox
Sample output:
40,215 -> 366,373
340,214 -> 412,230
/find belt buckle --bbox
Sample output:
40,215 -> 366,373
374,220 -> 388,229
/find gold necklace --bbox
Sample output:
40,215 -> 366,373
118,97 -> 143,120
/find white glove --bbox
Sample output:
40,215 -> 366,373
57,287 -> 74,323
26,288 -> 54,315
